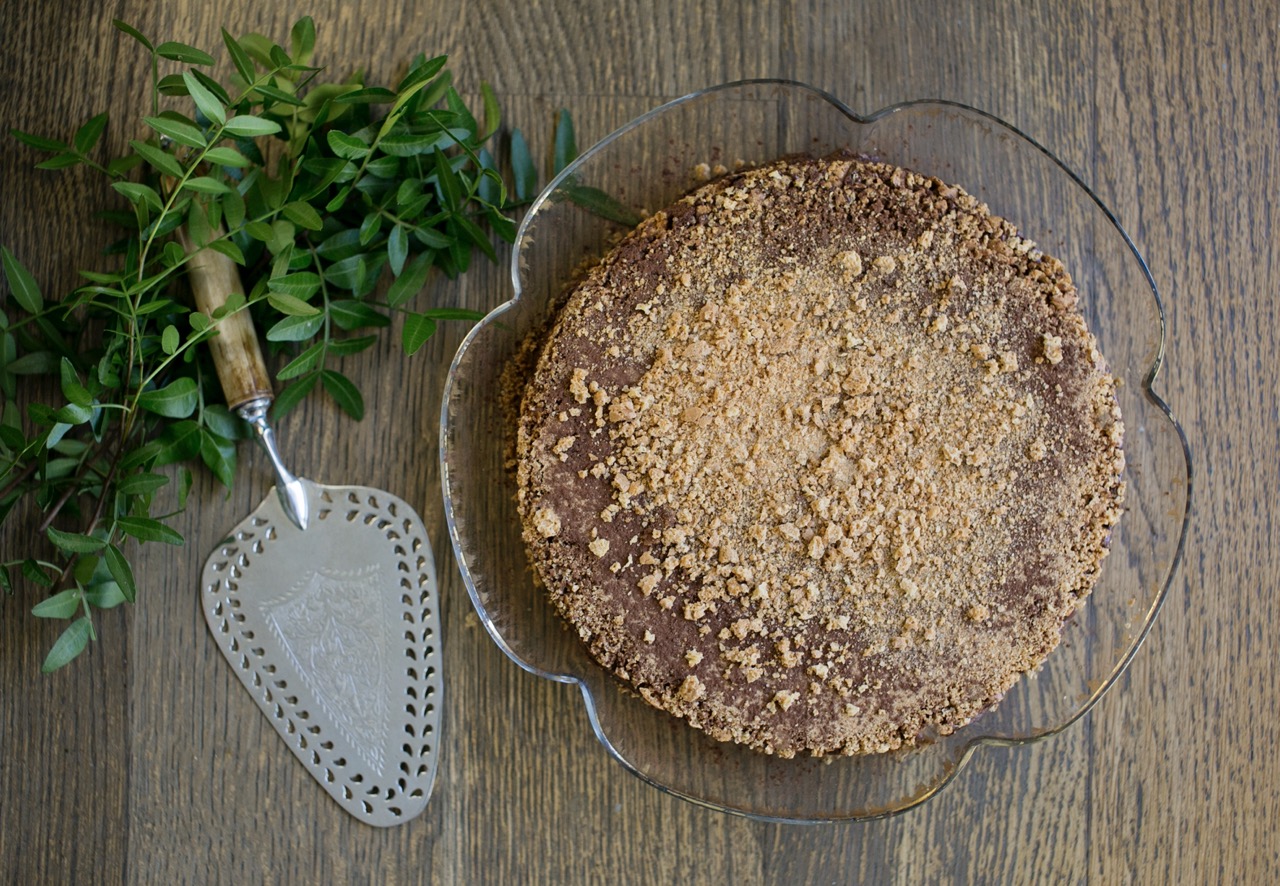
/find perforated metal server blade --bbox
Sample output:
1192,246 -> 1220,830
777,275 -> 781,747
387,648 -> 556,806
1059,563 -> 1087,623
202,480 -> 442,826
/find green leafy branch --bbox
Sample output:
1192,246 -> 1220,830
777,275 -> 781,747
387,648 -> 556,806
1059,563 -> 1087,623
0,17 -> 574,671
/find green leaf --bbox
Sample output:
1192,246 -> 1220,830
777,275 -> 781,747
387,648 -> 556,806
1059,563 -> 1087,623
432,148 -> 462,210
161,325 -> 179,355
222,114 -> 279,137
41,617 -> 93,672
138,377 -> 198,418
387,225 -> 408,276
315,228 -> 363,261
200,404 -> 243,440
266,313 -> 325,342
386,251 -> 432,308
480,82 -> 501,140
327,130 -> 369,159
117,516 -> 184,545
23,559 -> 56,588
452,213 -> 498,263
7,351 -> 59,375
111,181 -> 164,211
46,527 -> 105,555
329,300 -> 390,331
281,201 -> 323,231
486,207 -> 517,243
84,582 -> 127,609
477,150 -> 502,205
380,131 -> 456,157
402,312 -> 437,356
103,545 -> 137,602
211,290 -> 246,321
158,41 -> 215,66
178,70 -> 225,125
115,472 -> 170,495
221,189 -> 246,232
333,87 -> 397,104
244,221 -> 274,242
35,152 -> 82,170
267,292 -> 320,316
9,128 -> 68,152
321,254 -> 367,290
553,109 -> 577,174
358,212 -> 381,246
112,19 -> 154,51
120,439 -> 164,471
59,358 -> 92,406
177,467 -> 194,509
290,16 -> 316,64
222,29 -> 256,82
411,225 -> 451,250
265,219 -> 295,252
327,335 -> 377,356
561,183 -> 644,227
418,307 -> 486,322
267,271 -> 322,301
276,341 -> 326,379
395,54 -> 449,96
156,73 -> 189,97
73,112 -> 109,154
129,139 -> 185,179
238,32 -> 276,69
509,129 -> 536,202
271,372 -> 318,418
0,424 -> 24,452
203,145 -> 251,168
268,44 -> 292,69
32,588 -> 82,619
1,246 -> 43,314
143,115 -> 205,149
207,238 -> 246,265
199,428 -> 236,488
321,369 -> 364,420
53,402 -> 92,425
183,176 -> 231,195
255,82 -> 304,107
325,185 -> 352,213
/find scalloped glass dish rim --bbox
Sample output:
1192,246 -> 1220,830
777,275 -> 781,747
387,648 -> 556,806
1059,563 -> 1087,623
440,79 -> 1193,823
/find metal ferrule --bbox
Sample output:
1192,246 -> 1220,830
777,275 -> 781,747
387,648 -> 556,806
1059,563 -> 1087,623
237,397 -> 310,531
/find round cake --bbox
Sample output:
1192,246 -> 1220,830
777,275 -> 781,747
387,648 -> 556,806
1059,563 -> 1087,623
514,155 -> 1125,757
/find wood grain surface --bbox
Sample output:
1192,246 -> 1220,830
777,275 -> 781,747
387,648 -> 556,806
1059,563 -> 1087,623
1,0 -> 1275,882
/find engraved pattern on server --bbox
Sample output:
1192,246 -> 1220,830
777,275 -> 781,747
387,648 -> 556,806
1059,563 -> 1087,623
200,482 -> 442,826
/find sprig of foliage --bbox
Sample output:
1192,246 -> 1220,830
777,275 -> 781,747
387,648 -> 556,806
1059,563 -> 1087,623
0,17 -> 566,671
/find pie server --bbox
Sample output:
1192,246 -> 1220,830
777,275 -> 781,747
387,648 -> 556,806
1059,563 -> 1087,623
184,230 -> 442,826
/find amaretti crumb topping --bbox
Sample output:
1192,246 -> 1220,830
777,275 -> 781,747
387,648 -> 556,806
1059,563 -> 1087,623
514,155 -> 1125,758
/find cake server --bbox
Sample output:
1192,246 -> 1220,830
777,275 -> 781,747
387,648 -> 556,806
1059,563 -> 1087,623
184,229 -> 442,826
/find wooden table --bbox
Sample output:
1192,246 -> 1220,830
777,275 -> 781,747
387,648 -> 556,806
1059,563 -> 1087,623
1,1 -> 1274,882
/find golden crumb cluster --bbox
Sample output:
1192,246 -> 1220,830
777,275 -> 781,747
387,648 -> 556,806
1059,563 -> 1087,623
514,155 -> 1125,757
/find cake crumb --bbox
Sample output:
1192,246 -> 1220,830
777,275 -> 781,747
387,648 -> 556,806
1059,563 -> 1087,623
588,538 -> 610,558
532,508 -> 561,539
1042,333 -> 1064,364
677,675 -> 706,702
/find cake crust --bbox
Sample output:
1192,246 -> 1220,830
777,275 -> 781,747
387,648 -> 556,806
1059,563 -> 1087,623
515,155 -> 1125,757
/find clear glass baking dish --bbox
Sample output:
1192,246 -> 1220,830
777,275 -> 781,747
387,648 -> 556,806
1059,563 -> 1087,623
439,80 -> 1192,822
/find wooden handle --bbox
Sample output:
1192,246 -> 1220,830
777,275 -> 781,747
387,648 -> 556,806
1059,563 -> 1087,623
175,227 -> 273,410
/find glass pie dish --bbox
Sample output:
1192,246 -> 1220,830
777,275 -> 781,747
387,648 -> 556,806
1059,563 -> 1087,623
439,80 -> 1191,822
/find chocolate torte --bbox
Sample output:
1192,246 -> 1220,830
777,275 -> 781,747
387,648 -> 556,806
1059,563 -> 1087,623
514,155 -> 1125,757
